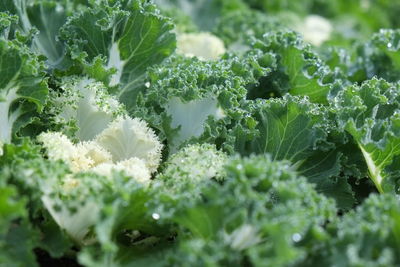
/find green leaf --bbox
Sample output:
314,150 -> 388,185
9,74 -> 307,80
38,219 -> 72,258
234,96 -> 354,207
60,1 -> 176,109
164,155 -> 337,266
134,54 -> 265,153
1,221 -> 39,267
236,96 -> 330,160
0,39 -> 48,144
370,29 -> 400,71
0,181 -> 38,267
154,0 -> 246,31
26,1 -> 70,69
323,194 -> 400,266
214,8 -> 281,48
333,78 -> 400,193
0,186 -> 26,233
0,12 -> 18,39
252,31 -> 346,104
343,29 -> 400,84
0,0 -> 71,69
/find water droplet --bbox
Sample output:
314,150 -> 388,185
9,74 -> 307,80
292,233 -> 302,242
152,213 -> 160,220
55,4 -> 64,13
388,43 -> 393,48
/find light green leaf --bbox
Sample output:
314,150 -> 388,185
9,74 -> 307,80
0,0 -> 70,69
252,31 -> 346,104
60,1 -> 176,109
333,78 -> 400,193
0,39 -> 48,144
234,96 -> 353,207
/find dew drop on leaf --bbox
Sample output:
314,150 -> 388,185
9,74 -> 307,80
152,213 -> 160,220
292,233 -> 302,242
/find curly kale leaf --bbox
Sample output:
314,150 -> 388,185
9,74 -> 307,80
251,30 -> 348,104
60,1 -> 176,109
0,39 -> 48,144
0,0 -> 71,69
134,53 -> 271,153
311,194 -> 400,267
164,155 -> 337,266
232,95 -> 354,208
333,78 -> 400,193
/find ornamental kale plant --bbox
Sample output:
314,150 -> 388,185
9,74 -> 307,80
2,0 -> 400,266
